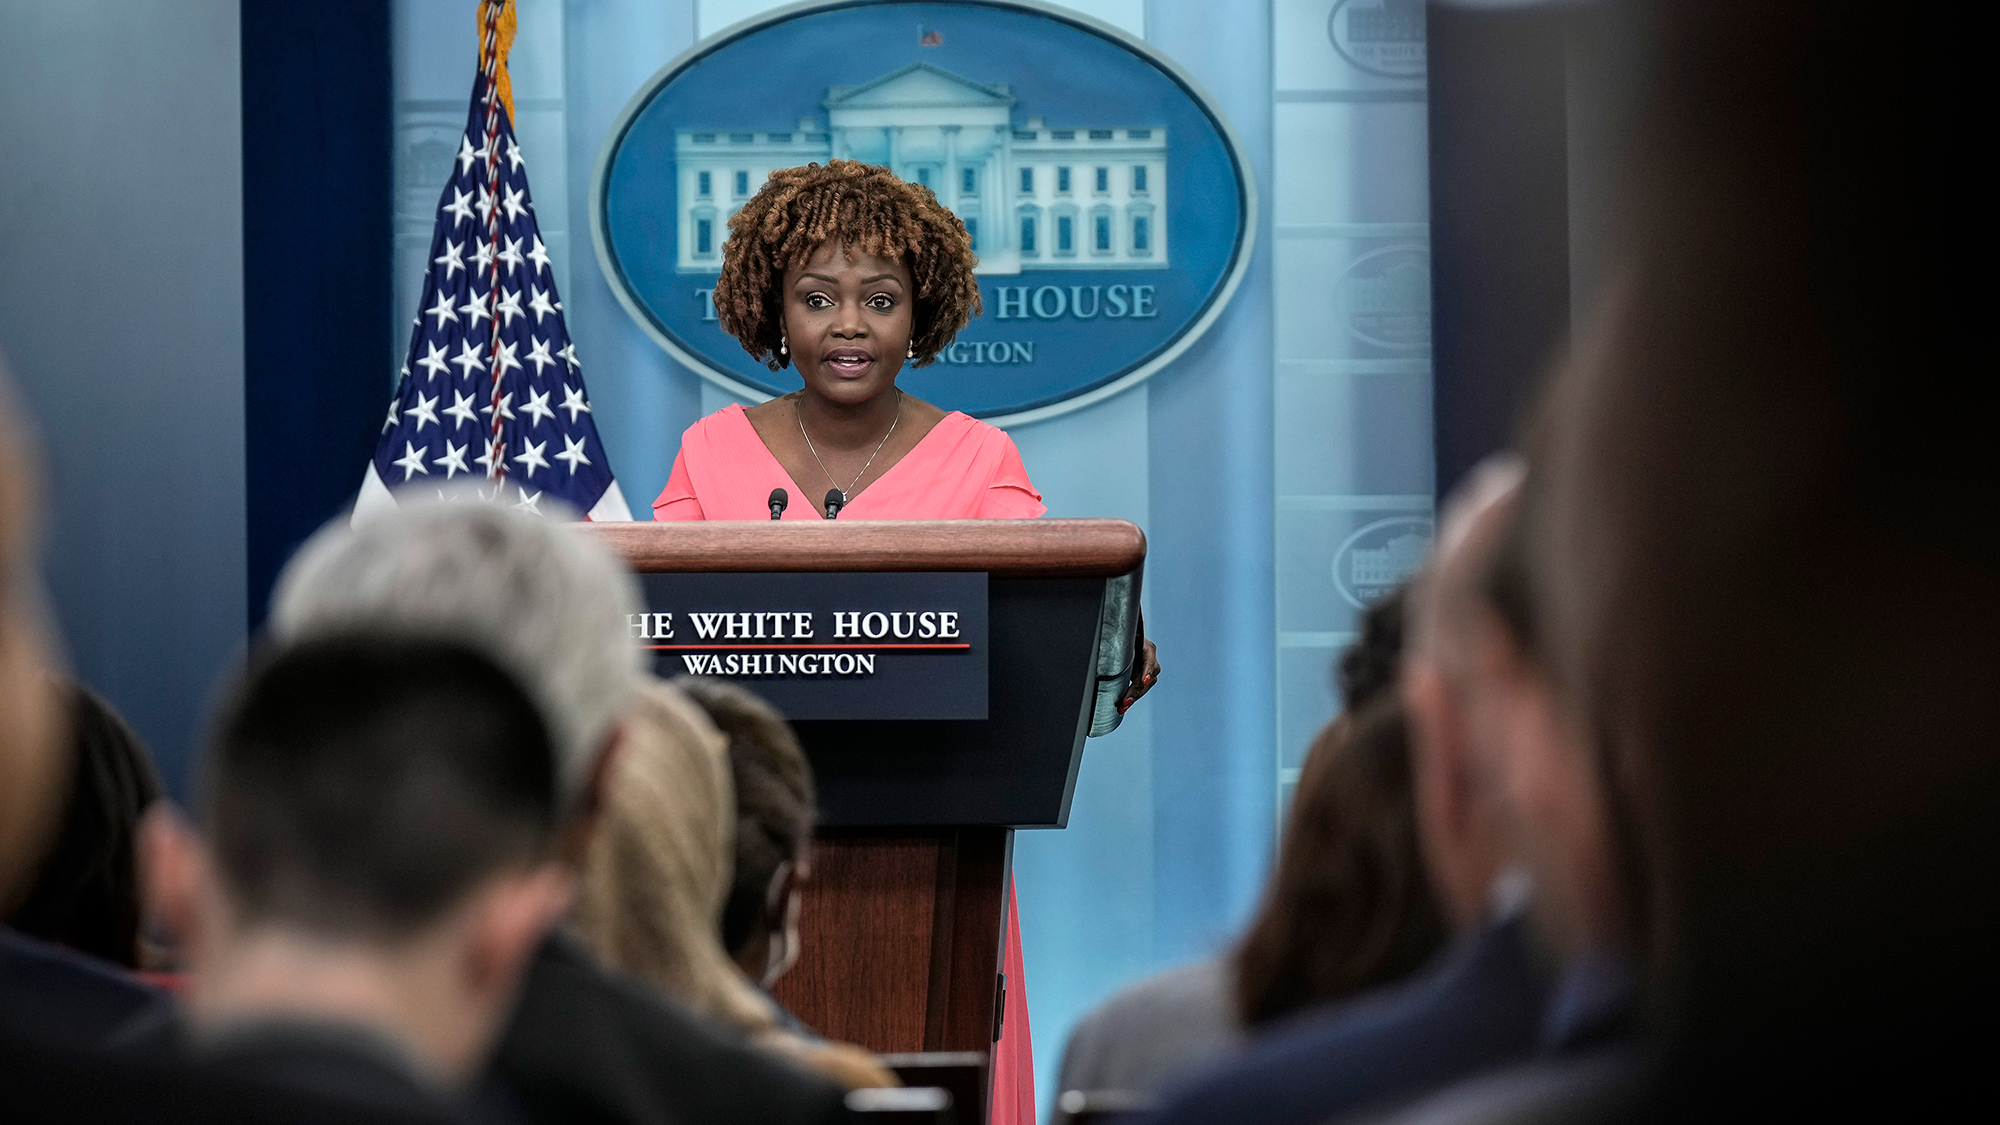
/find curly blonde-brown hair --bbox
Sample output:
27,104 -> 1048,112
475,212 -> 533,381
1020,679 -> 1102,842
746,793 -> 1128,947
711,160 -> 982,371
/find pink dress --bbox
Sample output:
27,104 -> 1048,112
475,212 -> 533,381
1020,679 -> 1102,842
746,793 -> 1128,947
651,403 -> 1046,520
653,402 -> 1044,1125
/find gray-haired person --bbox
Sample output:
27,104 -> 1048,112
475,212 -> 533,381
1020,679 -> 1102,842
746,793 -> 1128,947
272,495 -> 640,812
268,495 -> 850,1125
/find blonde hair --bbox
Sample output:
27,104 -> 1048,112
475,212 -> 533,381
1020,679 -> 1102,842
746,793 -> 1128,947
572,678 -> 895,1089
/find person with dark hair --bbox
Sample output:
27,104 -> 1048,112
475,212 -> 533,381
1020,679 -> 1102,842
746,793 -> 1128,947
1054,584 -> 1445,1103
1232,698 -> 1446,1030
1133,456 -> 1640,1125
133,634 -> 573,1113
3,682 -> 176,1054
1337,581 -> 1408,715
653,163 -> 1156,1122
676,677 -> 816,993
270,497 -> 852,1125
1233,583 -> 1443,1031
9,683 -> 163,968
653,160 -> 1030,521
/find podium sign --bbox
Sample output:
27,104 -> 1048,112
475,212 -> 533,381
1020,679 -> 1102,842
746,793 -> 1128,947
634,571 -> 989,720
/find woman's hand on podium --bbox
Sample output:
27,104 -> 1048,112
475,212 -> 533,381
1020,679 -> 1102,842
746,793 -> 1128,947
1117,638 -> 1160,715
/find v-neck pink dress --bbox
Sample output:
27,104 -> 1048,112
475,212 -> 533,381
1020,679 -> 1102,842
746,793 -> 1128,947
651,403 -> 1046,520
652,403 -> 1045,1125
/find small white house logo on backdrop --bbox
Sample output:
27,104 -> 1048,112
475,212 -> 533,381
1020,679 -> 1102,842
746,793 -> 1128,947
1339,244 -> 1431,351
1328,0 -> 1427,79
1333,516 -> 1434,609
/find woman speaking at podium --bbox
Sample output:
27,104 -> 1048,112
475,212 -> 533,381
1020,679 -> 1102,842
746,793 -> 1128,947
650,161 -> 1158,1123
652,159 -> 1158,703
652,159 -> 1043,523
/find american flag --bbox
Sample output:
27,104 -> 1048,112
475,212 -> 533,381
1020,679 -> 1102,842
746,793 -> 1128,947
357,0 -> 630,523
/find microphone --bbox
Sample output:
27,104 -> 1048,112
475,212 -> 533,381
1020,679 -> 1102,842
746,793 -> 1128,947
768,488 -> 788,521
823,488 -> 846,519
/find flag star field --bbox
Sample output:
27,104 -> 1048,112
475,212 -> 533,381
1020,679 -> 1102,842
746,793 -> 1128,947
369,45 -> 627,521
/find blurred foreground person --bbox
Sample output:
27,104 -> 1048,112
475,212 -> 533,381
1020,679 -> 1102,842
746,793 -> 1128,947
683,677 -> 875,1045
1502,1 -> 1992,1115
135,636 -> 571,1114
1,364 -> 417,1122
4,682 -> 173,1051
690,676 -> 816,1000
1055,586 -> 1445,1105
1372,5 -> 1994,1118
1139,459 -> 1633,1125
574,678 -> 894,1089
9,683 -> 163,968
0,367 -> 66,947
1232,586 -> 1445,1030
269,495 -> 849,1125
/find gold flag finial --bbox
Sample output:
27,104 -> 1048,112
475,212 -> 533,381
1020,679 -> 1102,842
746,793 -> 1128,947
475,0 -> 517,125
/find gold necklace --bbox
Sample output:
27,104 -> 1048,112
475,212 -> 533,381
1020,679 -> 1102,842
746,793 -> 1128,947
796,390 -> 902,510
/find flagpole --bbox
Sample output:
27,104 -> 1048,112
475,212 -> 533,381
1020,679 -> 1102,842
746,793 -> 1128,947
478,0 -> 512,489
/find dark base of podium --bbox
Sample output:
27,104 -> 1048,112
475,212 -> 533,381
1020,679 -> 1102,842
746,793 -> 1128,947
772,827 -> 1013,1079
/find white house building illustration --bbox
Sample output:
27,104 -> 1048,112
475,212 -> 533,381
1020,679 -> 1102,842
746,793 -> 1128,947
673,63 -> 1168,275
1349,531 -> 1429,588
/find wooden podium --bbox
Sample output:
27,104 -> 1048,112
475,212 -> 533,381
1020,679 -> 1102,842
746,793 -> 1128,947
591,519 -> 1147,1119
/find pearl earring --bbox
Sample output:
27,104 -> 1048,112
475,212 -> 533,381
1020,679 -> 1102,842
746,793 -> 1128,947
779,336 -> 788,356
907,343 -> 915,359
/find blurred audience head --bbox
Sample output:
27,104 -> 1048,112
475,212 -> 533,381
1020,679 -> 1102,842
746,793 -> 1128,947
678,676 -> 817,989
1338,581 -> 1408,713
1480,494 -> 1625,963
1398,458 -> 1524,930
1232,683 -> 1447,1027
574,677 -> 894,1090
1521,0 -> 1994,1087
1407,457 -> 1625,961
144,634 -> 572,1087
269,494 -> 642,817
0,361 -> 68,909
572,678 -> 763,1026
7,683 -> 161,967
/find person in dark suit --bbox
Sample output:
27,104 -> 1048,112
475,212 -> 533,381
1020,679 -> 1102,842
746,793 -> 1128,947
1136,458 -> 1636,1125
269,496 -> 852,1125
0,927 -> 167,1051
133,635 -> 574,1116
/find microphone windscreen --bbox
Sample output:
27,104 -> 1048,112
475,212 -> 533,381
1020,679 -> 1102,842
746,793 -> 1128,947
824,488 -> 844,516
768,487 -> 788,510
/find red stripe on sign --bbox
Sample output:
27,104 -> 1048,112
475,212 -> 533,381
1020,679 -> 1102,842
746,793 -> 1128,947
643,643 -> 971,651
